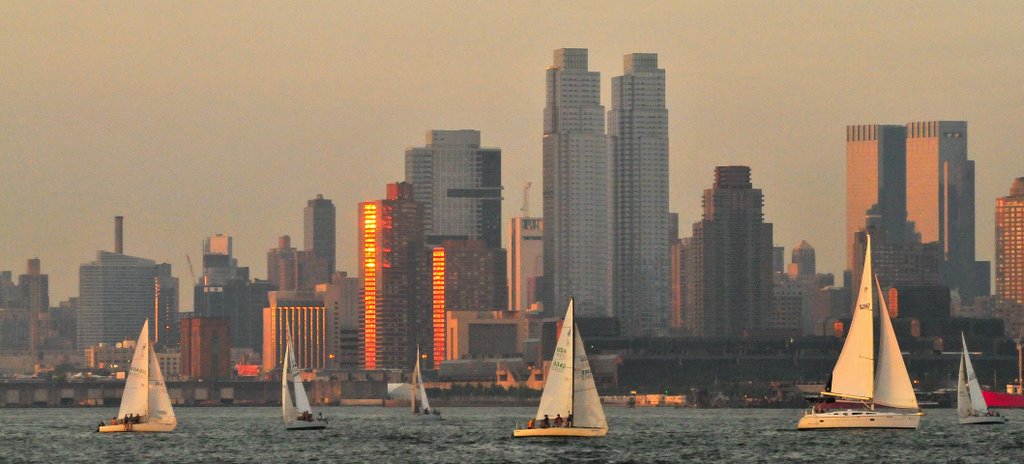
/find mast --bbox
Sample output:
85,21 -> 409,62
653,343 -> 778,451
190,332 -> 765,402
569,297 -> 574,418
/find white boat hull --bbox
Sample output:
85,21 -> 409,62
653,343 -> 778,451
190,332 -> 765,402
512,427 -> 607,438
98,422 -> 176,433
958,414 -> 1008,425
797,410 -> 922,430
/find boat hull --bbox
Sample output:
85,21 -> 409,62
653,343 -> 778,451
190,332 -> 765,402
958,415 -> 1008,425
413,413 -> 443,420
98,422 -> 176,433
512,427 -> 607,438
797,410 -> 922,430
285,422 -> 327,430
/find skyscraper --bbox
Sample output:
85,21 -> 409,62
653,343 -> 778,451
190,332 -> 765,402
996,177 -> 1024,305
905,121 -> 988,302
508,217 -> 543,312
18,258 -> 48,354
359,182 -> 430,370
78,218 -> 178,350
194,234 -> 273,352
542,48 -> 610,318
405,130 -> 502,248
845,124 -> 912,270
300,194 -> 336,288
685,166 -> 774,337
262,291 -> 326,371
608,52 -> 669,337
322,272 -> 361,369
267,235 -> 297,291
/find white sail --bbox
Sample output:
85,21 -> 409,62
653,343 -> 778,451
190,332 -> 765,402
118,320 -> 151,419
873,281 -> 918,409
571,326 -> 606,429
414,354 -> 431,411
534,299 -> 576,421
829,237 -> 875,400
957,350 -> 973,417
961,334 -> 988,415
146,341 -> 176,425
287,332 -> 313,416
281,337 -> 297,423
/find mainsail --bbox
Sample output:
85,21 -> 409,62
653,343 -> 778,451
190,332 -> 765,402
281,334 -> 297,423
413,352 -> 431,411
118,320 -> 151,419
959,334 -> 988,416
828,236 -> 875,400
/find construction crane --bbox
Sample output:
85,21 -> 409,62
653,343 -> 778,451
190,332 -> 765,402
521,182 -> 532,216
185,255 -> 197,287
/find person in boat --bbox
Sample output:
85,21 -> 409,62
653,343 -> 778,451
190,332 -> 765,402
566,413 -> 573,427
527,418 -> 535,429
423,407 -> 429,415
432,409 -> 440,416
553,414 -> 563,427
541,414 -> 550,428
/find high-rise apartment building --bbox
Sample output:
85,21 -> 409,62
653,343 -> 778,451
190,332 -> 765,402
78,217 -> 178,350
608,53 -> 670,337
542,48 -> 610,318
905,121 -> 988,302
996,177 -> 1024,305
846,124 -> 913,269
508,217 -> 543,312
405,130 -> 502,248
300,194 -> 336,288
685,167 -> 774,337
359,182 -> 430,370
267,235 -> 297,291
322,271 -> 360,370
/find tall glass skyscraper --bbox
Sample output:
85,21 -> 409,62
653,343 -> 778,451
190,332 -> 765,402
542,48 -> 610,318
608,53 -> 669,337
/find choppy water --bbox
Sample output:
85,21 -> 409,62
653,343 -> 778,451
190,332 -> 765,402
1,407 -> 1022,463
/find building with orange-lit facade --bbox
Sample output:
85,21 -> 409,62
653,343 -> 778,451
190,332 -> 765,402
359,182 -> 430,370
430,240 -> 508,364
996,177 -> 1024,305
262,291 -> 326,372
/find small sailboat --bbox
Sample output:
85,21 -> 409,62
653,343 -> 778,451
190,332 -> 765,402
282,328 -> 326,430
513,298 -> 607,437
97,320 -> 176,433
958,333 -> 1008,425
797,235 -> 923,430
411,346 -> 441,419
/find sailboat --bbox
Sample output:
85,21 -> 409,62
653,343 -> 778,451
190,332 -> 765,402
282,328 -> 326,430
513,298 -> 607,437
97,320 -> 176,433
958,333 -> 1008,424
797,235 -> 923,430
411,346 -> 441,419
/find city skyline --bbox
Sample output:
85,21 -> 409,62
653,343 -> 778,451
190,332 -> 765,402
2,3 -> 1022,308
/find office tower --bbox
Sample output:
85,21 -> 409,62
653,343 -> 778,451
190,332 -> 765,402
905,121 -> 988,302
299,194 -> 336,289
508,217 -> 543,312
430,240 -> 508,366
853,228 -> 942,289
542,48 -> 610,318
194,234 -> 273,352
267,236 -> 298,291
846,124 -> 914,269
789,241 -> 816,278
153,263 -> 180,350
262,290 -> 326,371
685,166 -> 774,337
322,272 -> 360,369
669,213 -> 683,329
179,316 -> 230,379
78,217 -> 179,350
608,53 -> 669,337
996,177 -> 1024,305
405,130 -> 502,248
18,258 -> 48,354
359,182 -> 430,370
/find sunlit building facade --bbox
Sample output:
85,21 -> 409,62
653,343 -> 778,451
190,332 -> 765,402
996,177 -> 1024,305
508,217 -> 543,312
358,182 -> 429,370
262,291 -> 326,371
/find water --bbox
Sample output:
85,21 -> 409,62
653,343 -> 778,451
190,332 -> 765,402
2,407 -> 1022,463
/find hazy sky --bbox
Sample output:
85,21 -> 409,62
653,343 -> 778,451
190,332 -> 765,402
2,1 -> 1022,309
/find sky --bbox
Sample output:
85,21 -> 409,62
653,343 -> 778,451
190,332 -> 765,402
2,1 -> 1022,309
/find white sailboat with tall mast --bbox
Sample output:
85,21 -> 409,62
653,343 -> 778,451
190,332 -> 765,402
98,320 -> 176,433
513,298 -> 607,437
797,235 -> 923,430
411,346 -> 440,419
958,333 -> 1007,425
282,328 -> 326,430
